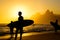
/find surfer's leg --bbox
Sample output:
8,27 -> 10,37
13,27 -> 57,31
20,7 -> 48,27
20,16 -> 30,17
10,27 -> 14,38
55,28 -> 57,33
15,28 -> 19,40
20,33 -> 22,40
20,27 -> 23,40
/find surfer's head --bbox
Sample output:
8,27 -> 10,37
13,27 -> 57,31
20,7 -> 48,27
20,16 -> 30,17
18,11 -> 22,16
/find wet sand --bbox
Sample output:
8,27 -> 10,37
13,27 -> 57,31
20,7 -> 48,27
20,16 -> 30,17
0,31 -> 60,40
23,32 -> 60,40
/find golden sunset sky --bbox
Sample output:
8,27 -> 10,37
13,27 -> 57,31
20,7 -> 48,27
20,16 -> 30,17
0,0 -> 60,23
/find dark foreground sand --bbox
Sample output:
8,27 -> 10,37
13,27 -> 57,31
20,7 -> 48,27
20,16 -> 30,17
0,31 -> 60,40
22,32 -> 60,40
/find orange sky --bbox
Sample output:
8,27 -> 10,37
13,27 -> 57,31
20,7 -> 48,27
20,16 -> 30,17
0,0 -> 60,23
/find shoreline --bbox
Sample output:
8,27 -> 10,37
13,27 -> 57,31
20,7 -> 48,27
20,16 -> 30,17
0,31 -> 60,40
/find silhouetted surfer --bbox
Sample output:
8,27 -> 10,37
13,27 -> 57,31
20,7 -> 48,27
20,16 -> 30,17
50,20 -> 60,33
54,20 -> 59,32
55,20 -> 58,25
8,21 -> 14,40
15,11 -> 24,40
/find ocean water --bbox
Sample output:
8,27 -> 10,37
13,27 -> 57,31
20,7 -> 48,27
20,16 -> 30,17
0,24 -> 54,33
0,27 -> 9,32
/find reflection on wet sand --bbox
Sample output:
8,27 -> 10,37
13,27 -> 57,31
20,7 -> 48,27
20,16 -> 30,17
0,31 -> 60,40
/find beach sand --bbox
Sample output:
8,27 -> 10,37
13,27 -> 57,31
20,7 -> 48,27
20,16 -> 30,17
0,31 -> 60,40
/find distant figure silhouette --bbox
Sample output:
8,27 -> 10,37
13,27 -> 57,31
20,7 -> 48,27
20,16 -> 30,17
7,11 -> 34,40
50,20 -> 60,33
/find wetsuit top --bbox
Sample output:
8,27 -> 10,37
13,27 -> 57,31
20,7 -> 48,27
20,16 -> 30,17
18,16 -> 23,22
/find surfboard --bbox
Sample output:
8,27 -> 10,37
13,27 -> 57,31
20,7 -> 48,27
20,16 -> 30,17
7,20 -> 34,28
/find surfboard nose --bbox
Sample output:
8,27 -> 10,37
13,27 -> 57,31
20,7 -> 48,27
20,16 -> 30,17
30,20 -> 34,24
